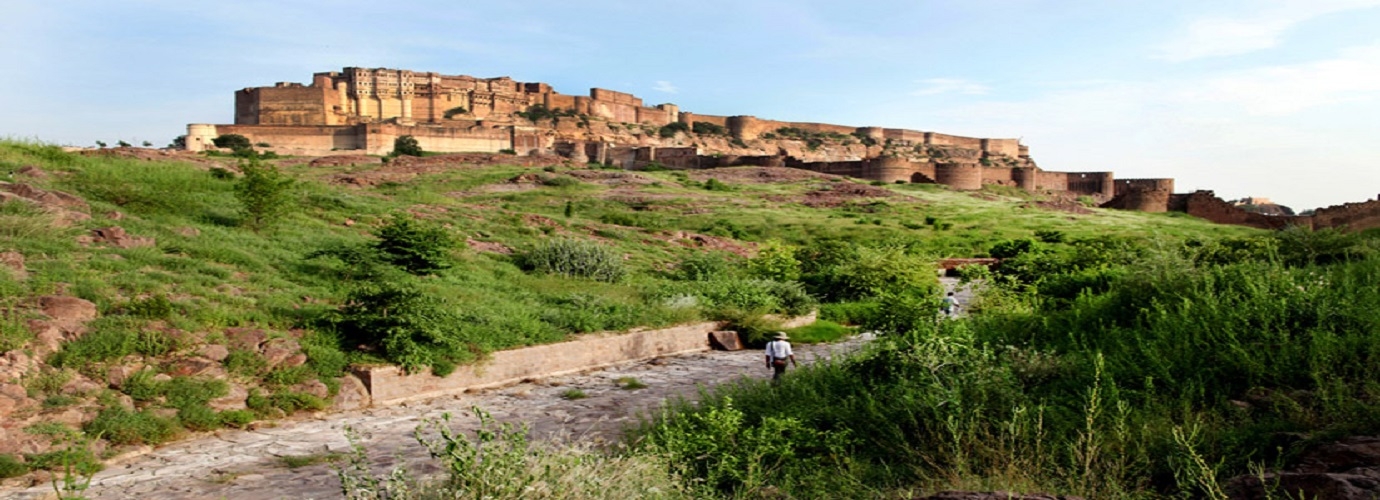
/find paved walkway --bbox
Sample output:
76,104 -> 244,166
1,336 -> 870,500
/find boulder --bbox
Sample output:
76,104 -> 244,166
0,351 -> 35,384
168,357 -> 223,378
260,338 -> 302,368
708,330 -> 744,351
1226,436 -> 1380,500
38,295 -> 97,330
87,226 -> 154,249
225,328 -> 268,351
106,365 -> 144,389
209,384 -> 248,411
197,344 -> 230,362
331,374 -> 371,411
291,380 -> 331,400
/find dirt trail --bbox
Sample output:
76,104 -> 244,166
2,336 -> 871,500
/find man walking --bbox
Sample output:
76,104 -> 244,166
764,332 -> 797,384
942,291 -> 961,317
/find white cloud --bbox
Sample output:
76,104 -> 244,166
1180,43 -> 1380,115
1155,0 -> 1380,62
911,78 -> 989,96
653,80 -> 679,94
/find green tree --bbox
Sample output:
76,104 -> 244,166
392,135 -> 423,157
374,213 -> 455,274
212,134 -> 252,151
747,240 -> 801,282
234,159 -> 295,232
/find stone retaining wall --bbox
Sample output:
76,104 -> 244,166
355,311 -> 818,405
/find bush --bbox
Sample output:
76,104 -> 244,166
703,178 -> 735,192
235,158 -> 295,232
746,241 -> 800,282
84,407 -> 179,446
211,134 -> 251,151
0,454 -> 27,479
692,121 -> 727,136
332,279 -> 460,374
540,175 -> 581,187
658,121 -> 690,138
392,135 -> 423,157
676,252 -> 737,281
373,213 -> 455,274
522,239 -> 627,282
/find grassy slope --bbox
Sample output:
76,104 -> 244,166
0,140 -> 1259,471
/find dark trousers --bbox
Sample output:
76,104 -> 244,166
772,360 -> 787,383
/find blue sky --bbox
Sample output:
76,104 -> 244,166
2,0 -> 1378,210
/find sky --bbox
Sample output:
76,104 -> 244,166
1,0 -> 1378,210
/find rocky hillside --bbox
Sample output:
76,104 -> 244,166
0,140 -> 1255,485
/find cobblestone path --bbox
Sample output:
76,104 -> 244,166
2,336 -> 870,500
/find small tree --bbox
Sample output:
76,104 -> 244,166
234,159 -> 294,232
374,213 -> 455,274
212,134 -> 252,151
392,135 -> 423,157
170,135 -> 187,149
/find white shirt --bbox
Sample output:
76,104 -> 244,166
765,340 -> 793,359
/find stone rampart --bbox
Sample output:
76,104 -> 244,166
935,163 -> 983,190
1310,197 -> 1380,231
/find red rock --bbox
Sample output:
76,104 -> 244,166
169,357 -> 221,377
197,344 -> 230,362
88,226 -> 155,249
226,328 -> 268,350
209,384 -> 248,411
38,296 -> 97,327
331,375 -> 371,411
260,338 -> 301,368
708,330 -> 744,351
291,380 -> 331,400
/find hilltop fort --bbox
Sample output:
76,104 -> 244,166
187,67 -> 1380,231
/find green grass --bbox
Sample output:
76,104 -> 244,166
784,319 -> 852,343
630,234 -> 1380,498
0,138 -> 1283,484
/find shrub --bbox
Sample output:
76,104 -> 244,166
643,398 -> 851,496
235,158 -> 295,232
659,122 -> 690,138
211,134 -> 251,151
84,407 -> 179,446
561,389 -> 588,400
676,252 -> 737,281
692,121 -> 727,136
373,213 -> 455,274
392,135 -> 423,157
747,241 -> 800,282
703,178 -> 735,192
218,409 -> 255,428
540,175 -> 581,187
522,239 -> 627,282
0,454 -> 26,479
333,279 -> 459,374
208,167 -> 235,180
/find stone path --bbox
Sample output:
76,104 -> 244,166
0,335 -> 871,500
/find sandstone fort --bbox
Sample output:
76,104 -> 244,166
187,67 -> 1380,231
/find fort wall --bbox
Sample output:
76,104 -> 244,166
1115,178 -> 1175,196
678,113 -> 730,128
211,124 -> 363,155
935,163 -> 983,190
